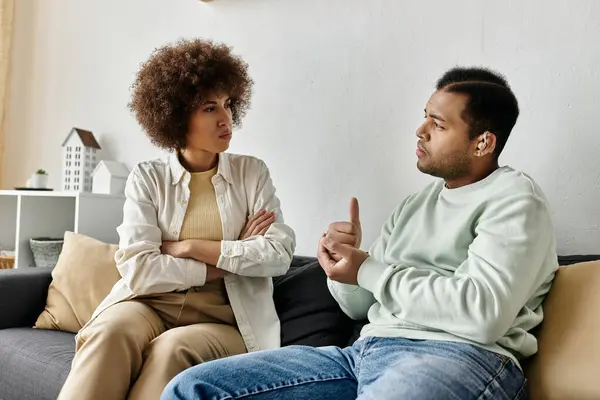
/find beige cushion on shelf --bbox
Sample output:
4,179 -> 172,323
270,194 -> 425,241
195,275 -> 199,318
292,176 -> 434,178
525,261 -> 600,400
34,231 -> 120,333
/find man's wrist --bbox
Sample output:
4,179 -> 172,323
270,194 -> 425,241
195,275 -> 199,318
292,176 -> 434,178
357,256 -> 388,291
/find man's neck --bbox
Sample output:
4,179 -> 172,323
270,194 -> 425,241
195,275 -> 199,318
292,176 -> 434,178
445,163 -> 499,189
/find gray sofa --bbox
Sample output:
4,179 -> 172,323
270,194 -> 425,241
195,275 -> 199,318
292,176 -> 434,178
1,254 -> 598,400
0,268 -> 75,400
0,256 -> 355,400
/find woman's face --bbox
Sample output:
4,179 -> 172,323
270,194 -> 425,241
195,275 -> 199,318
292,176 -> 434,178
186,93 -> 233,154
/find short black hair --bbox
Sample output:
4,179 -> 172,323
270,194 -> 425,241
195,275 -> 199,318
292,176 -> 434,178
436,67 -> 519,156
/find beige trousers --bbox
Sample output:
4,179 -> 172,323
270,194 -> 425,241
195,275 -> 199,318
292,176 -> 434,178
58,280 -> 246,400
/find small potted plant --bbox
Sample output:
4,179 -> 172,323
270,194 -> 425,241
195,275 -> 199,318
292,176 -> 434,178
30,169 -> 49,188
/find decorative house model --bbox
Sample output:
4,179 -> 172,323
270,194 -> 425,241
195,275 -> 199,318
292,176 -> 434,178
91,160 -> 129,196
61,128 -> 101,192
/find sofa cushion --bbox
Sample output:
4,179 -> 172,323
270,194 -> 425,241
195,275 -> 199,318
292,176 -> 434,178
525,260 -> 600,400
34,231 -> 121,333
274,256 -> 355,347
0,328 -> 75,400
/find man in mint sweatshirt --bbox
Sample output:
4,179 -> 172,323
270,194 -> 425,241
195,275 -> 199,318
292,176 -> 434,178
162,67 -> 558,400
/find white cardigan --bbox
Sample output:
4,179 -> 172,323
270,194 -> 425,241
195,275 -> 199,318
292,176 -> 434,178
79,152 -> 296,352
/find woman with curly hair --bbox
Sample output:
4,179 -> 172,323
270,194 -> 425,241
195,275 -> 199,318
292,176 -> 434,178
58,38 -> 296,400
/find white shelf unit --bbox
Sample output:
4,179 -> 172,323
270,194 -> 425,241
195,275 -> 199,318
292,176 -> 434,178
0,190 -> 125,268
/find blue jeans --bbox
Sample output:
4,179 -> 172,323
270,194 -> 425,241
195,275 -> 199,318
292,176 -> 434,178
162,337 -> 527,400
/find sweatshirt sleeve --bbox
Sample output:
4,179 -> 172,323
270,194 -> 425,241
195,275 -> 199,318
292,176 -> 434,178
327,200 -> 408,320
357,192 -> 556,345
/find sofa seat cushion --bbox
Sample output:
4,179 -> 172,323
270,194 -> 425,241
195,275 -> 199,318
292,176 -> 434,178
0,328 -> 75,400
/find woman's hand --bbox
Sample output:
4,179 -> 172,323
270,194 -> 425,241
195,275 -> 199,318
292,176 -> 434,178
161,240 -> 191,258
239,209 -> 276,240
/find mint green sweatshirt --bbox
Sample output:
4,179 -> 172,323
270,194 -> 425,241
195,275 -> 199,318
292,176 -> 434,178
328,166 -> 558,362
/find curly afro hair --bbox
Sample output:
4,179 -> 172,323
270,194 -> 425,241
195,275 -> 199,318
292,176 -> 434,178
129,38 -> 253,151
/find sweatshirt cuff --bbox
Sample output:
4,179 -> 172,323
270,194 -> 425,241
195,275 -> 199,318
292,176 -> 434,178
328,278 -> 362,294
357,256 -> 389,292
186,258 -> 207,287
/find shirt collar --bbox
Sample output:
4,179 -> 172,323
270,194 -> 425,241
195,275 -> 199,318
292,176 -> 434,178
169,152 -> 233,185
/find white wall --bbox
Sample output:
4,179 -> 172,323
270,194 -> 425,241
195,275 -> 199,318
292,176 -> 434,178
4,0 -> 600,256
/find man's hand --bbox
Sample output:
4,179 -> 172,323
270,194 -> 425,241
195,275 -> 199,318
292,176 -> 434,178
161,240 -> 191,258
239,209 -> 276,240
325,197 -> 362,248
317,235 -> 369,285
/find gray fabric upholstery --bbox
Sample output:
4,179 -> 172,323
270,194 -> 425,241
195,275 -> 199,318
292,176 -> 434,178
0,328 -> 74,400
0,267 -> 53,329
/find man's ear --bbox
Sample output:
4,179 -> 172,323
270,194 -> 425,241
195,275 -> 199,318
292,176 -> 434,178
475,131 -> 497,156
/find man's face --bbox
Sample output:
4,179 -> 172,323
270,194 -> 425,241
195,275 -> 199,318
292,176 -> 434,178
415,90 -> 475,180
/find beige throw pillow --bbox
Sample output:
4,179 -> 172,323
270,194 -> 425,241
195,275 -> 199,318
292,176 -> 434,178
525,261 -> 600,400
34,231 -> 121,333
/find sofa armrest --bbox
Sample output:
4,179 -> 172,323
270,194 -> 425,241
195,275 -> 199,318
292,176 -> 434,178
558,254 -> 600,266
0,267 -> 52,329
